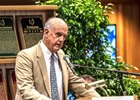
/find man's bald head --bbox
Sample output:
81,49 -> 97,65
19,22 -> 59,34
44,17 -> 68,31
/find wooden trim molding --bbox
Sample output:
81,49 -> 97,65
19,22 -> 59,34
0,5 -> 58,11
0,58 -> 16,64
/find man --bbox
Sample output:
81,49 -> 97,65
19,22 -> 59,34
15,17 -> 100,100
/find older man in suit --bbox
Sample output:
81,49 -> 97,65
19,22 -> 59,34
15,17 -> 100,100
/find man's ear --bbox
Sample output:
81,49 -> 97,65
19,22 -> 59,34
44,29 -> 49,34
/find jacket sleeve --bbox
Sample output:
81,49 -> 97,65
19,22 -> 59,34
15,50 -> 51,100
58,49 -> 100,98
67,66 -> 101,98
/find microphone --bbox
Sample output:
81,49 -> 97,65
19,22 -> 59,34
63,55 -> 77,75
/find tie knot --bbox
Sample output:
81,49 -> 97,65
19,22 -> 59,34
51,53 -> 54,59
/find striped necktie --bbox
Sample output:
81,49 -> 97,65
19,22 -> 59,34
50,53 -> 59,100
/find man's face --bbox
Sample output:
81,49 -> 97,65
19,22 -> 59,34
43,26 -> 68,53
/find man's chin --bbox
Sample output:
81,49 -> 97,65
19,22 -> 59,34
53,47 -> 61,52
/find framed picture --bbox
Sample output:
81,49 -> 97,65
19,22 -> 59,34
105,24 -> 116,59
0,16 -> 20,58
16,15 -> 44,49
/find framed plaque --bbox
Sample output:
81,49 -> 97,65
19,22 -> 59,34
16,15 -> 44,49
0,16 -> 20,58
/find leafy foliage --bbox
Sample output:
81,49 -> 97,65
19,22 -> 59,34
36,0 -> 140,98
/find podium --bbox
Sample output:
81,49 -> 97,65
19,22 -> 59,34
77,96 -> 138,100
76,96 -> 92,100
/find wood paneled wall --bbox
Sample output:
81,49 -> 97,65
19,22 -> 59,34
108,4 -> 140,78
0,5 -> 58,99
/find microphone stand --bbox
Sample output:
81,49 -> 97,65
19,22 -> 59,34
117,72 -> 126,95
74,64 -> 140,96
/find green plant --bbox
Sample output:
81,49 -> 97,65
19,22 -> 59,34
36,0 -> 140,98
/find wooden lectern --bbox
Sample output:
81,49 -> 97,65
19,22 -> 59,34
76,96 -> 92,100
77,95 -> 138,100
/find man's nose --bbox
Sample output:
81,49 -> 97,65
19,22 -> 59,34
59,36 -> 65,41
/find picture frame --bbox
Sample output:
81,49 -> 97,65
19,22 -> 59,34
16,15 -> 44,49
0,16 -> 20,58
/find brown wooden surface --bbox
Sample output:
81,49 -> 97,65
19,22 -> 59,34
135,95 -> 138,100
76,96 -> 92,100
77,95 -> 138,100
0,5 -> 58,11
0,58 -> 16,64
0,69 -> 8,100
0,4 -> 57,100
94,96 -> 138,100
7,69 -> 16,100
108,4 -> 140,79
0,5 -> 57,51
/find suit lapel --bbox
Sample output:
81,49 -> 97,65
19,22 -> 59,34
57,51 -> 69,99
36,43 -> 51,97
36,42 -> 69,98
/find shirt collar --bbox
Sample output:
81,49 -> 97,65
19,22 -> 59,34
40,40 -> 58,60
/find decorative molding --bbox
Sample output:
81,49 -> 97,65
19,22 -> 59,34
0,5 -> 58,11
